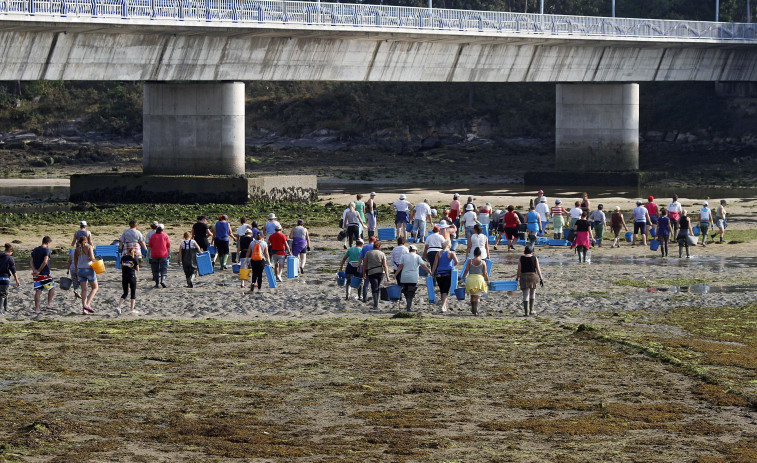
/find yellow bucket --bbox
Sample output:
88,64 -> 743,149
239,268 -> 251,281
90,259 -> 106,274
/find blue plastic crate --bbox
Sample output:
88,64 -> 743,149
196,252 -> 214,276
456,238 -> 468,245
377,228 -> 396,241
264,265 -> 277,288
548,239 -> 571,246
426,276 -> 436,303
286,256 -> 299,278
489,280 -> 518,291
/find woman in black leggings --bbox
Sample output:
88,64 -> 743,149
117,247 -> 140,315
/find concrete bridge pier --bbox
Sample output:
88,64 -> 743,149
555,83 -> 639,171
142,81 -> 245,175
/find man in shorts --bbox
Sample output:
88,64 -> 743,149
631,200 -> 651,246
713,199 -> 728,243
31,236 -> 55,314
411,199 -> 433,244
267,224 -> 291,282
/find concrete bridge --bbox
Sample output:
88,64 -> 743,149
2,0 -> 757,174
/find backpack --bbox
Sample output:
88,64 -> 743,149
251,242 -> 263,261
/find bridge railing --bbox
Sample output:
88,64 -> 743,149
2,0 -> 756,41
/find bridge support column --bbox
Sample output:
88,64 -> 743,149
143,82 -> 245,175
555,83 -> 639,171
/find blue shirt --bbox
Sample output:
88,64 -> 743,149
360,244 -> 374,259
215,221 -> 231,241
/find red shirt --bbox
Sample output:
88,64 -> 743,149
148,232 -> 171,259
504,211 -> 519,227
645,202 -> 659,216
268,232 -> 288,256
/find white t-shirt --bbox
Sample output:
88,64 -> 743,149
700,208 -> 711,221
462,211 -> 478,228
667,201 -> 682,214
414,202 -> 431,221
399,253 -> 424,284
468,233 -> 488,259
237,224 -> 250,237
393,200 -> 411,212
425,233 -> 445,251
534,203 -> 550,222
633,206 -> 647,222
391,245 -> 409,270
569,207 -> 582,219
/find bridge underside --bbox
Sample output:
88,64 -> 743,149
0,21 -> 756,82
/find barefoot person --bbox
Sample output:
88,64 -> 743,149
461,247 -> 489,316
117,247 -> 140,315
515,246 -> 543,316
73,235 -> 98,315
0,243 -> 21,313
31,236 -> 55,314
431,240 -> 458,313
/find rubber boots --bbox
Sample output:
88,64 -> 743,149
372,293 -> 379,309
528,298 -> 534,316
523,301 -> 529,316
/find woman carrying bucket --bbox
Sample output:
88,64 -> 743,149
339,239 -> 364,301
362,241 -> 390,309
246,233 -> 270,294
461,246 -> 489,316
289,219 -> 311,275
431,240 -> 458,312
73,235 -> 98,314
395,245 -> 431,312
179,231 -> 202,288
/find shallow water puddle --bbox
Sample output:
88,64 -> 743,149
648,284 -> 757,294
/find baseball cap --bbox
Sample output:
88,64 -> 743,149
370,192 -> 376,196
80,220 -> 87,226
369,236 -> 377,242
648,196 -> 654,201
151,221 -> 159,226
157,223 -> 165,229
245,229 -> 252,235
408,245 -> 417,251
720,199 -> 727,204
703,201 -> 708,206
274,224 -> 282,230
356,239 -> 364,245
636,200 -> 642,205
453,193 -> 459,199
399,194 -> 406,200
555,199 -> 562,204
468,196 -> 474,201
432,226 -> 440,233
538,190 -> 544,194
615,206 -> 621,211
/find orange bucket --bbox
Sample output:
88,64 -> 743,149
90,259 -> 106,274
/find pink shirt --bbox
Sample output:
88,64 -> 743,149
148,232 -> 171,259
645,202 -> 659,216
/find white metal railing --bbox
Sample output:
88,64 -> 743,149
1,0 -> 756,41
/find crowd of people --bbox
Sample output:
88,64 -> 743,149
0,191 -> 732,318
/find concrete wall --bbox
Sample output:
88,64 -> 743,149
0,20 -> 755,82
70,174 -> 318,203
142,82 -> 245,175
555,84 -> 639,171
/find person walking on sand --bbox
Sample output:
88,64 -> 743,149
580,192 -> 591,217
431,240 -> 458,313
145,221 -> 159,259
568,201 -> 583,230
268,224 -> 291,282
656,209 -> 673,257
423,226 -> 446,274
65,248 -> 80,300
610,206 -> 628,248
550,199 -> 567,240
631,200 -> 652,246
71,220 -> 93,248
501,205 -> 521,251
74,235 -> 98,315
698,202 -> 713,247
645,196 -> 659,238
179,231 -> 202,288
478,202 -> 492,233
358,236 -> 377,303
449,193 -> 461,226
713,199 -> 728,244
395,245 -> 431,312
192,216 -> 213,252
525,205 -> 542,247
392,194 -> 412,240
344,202 -> 365,248
667,195 -> 683,238
0,243 -> 21,313
246,233 -> 270,293
290,219 -> 311,275
467,224 -> 489,261
515,246 -> 543,316
461,247 -> 489,316
120,220 -> 145,259
149,224 -> 171,288
411,199 -> 433,244
534,198 -> 549,237
31,236 -> 55,314
365,192 -> 378,239
354,194 -> 367,238
340,239 -> 364,301
238,229 -> 254,275
461,203 -> 478,239
571,211 -> 594,263
363,240 -> 390,309
390,237 -> 409,281
264,213 -> 281,239
117,247 -> 140,315
589,204 -> 607,247
677,210 -> 694,258
235,217 -> 251,263
213,215 -> 233,270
